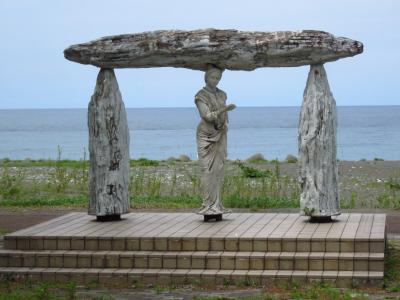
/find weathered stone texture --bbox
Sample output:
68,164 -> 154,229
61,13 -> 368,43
64,29 -> 363,70
298,64 -> 340,217
88,68 -> 130,216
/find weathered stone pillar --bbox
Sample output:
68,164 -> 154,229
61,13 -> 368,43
88,68 -> 130,220
298,64 -> 340,220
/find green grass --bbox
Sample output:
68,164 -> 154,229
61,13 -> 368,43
288,281 -> 369,300
0,158 -> 88,169
192,297 -> 269,300
384,240 -> 400,291
1,155 -> 400,210
374,157 -> 385,161
235,161 -> 273,178
130,158 -> 161,166
0,158 -> 162,168
0,197 -> 87,207
0,228 -> 9,235
0,280 -> 79,300
0,155 -> 302,209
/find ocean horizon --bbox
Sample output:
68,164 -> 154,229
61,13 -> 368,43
1,105 -> 399,161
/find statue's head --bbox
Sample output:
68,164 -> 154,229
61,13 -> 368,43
205,66 -> 223,89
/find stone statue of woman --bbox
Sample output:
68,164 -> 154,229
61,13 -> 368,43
195,66 -> 236,221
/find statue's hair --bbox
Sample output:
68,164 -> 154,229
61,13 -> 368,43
204,65 -> 224,81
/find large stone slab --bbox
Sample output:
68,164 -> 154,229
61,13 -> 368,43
64,29 -> 363,70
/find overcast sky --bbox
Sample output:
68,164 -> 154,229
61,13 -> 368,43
0,0 -> 398,108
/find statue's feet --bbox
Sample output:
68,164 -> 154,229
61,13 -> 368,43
197,203 -> 230,215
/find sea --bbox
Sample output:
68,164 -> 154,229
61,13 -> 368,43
0,106 -> 399,161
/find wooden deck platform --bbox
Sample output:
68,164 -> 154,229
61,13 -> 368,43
0,212 -> 386,287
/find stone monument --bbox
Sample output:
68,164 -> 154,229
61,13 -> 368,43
195,66 -> 236,221
64,29 -> 363,222
299,64 -> 340,221
88,69 -> 130,221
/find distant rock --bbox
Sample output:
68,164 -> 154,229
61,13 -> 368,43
285,154 -> 298,163
245,153 -> 266,162
64,29 -> 363,70
178,155 -> 191,162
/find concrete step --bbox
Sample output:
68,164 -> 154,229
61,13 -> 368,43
4,213 -> 386,254
0,267 -> 384,287
0,250 -> 384,272
4,235 -> 386,253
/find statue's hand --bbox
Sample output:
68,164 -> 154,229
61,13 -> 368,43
225,104 -> 236,111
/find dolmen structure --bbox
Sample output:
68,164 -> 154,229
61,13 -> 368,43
0,29 -> 386,287
63,28 -> 363,221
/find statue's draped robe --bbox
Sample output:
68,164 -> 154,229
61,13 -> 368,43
195,87 -> 230,215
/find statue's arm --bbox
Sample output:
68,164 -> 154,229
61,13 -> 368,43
195,99 -> 218,122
